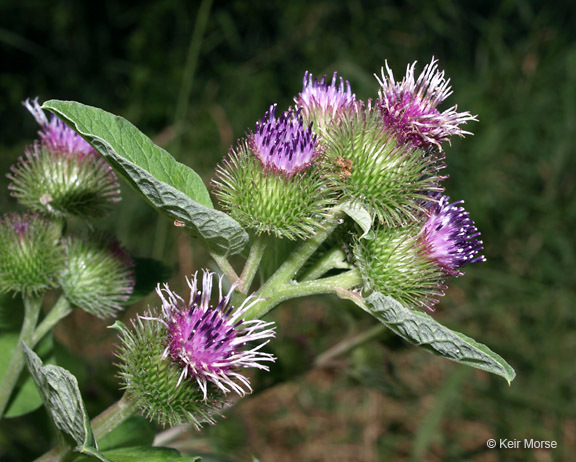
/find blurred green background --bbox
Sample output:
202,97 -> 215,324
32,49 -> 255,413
1,0 -> 575,460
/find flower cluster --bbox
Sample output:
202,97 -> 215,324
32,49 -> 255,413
0,100 -> 133,316
214,57 -> 484,310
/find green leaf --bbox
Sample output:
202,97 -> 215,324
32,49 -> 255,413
72,446 -> 201,462
21,343 -> 108,460
126,257 -> 173,305
340,201 -> 374,239
0,332 -> 54,418
42,100 -> 248,256
365,292 -> 516,383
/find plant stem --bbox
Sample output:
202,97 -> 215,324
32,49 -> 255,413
31,296 -> 72,347
299,246 -> 350,282
256,207 -> 344,296
238,235 -> 268,294
91,393 -> 139,441
210,252 -> 240,287
0,294 -> 43,418
245,268 -> 362,321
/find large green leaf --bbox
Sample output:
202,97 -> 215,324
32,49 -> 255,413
42,100 -> 248,256
22,343 -> 108,461
365,292 -> 516,383
72,446 -> 201,462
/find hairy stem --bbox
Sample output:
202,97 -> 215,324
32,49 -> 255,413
31,296 -> 72,347
299,246 -> 350,282
0,294 -> 43,418
255,207 -> 344,300
245,268 -> 362,320
91,393 -> 139,441
238,235 -> 268,294
210,252 -> 240,287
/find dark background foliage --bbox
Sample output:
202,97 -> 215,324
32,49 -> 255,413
1,0 -> 575,460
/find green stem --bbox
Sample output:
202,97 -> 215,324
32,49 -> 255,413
210,252 -> 240,287
0,294 -> 43,418
245,268 -> 362,320
238,236 -> 268,294
299,246 -> 350,282
256,207 -> 344,297
34,393 -> 139,462
91,392 -> 138,441
31,296 -> 72,347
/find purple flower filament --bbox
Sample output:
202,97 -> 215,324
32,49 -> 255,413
149,271 -> 275,399
375,58 -> 477,149
249,104 -> 319,175
295,71 -> 356,122
24,98 -> 98,159
420,195 -> 486,276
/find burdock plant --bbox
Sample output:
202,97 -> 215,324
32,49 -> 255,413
1,58 -> 516,462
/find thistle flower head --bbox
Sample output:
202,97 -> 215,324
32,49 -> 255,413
249,104 -> 320,175
213,105 -> 333,239
375,58 -> 478,149
7,99 -> 121,219
148,271 -> 275,400
419,194 -> 485,276
322,106 -> 445,226
0,213 -> 65,295
115,314 -> 228,429
59,235 -> 135,318
294,71 -> 357,130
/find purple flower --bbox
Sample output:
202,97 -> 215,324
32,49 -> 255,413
249,105 -> 320,175
24,98 -> 97,158
375,58 -> 478,149
294,71 -> 357,128
420,194 -> 485,276
148,271 -> 275,399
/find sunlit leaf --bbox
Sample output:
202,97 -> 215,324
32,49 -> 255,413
42,100 -> 248,256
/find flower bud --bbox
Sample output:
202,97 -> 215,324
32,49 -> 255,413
0,213 -> 65,295
7,99 -> 120,219
213,105 -> 334,239
115,271 -> 275,428
59,235 -> 134,318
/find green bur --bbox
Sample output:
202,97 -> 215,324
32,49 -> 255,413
214,143 -> 334,240
0,213 -> 65,295
323,108 -> 445,227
